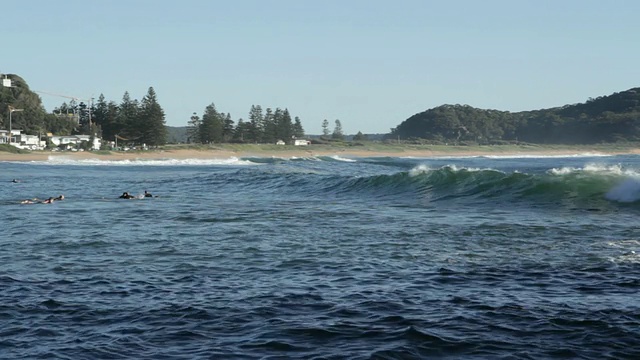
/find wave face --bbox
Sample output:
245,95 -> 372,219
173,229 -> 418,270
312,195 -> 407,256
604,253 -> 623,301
1,154 -> 640,359
322,163 -> 640,209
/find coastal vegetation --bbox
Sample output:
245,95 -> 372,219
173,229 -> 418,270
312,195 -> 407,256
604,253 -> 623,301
0,74 -> 167,147
186,104 -> 306,145
391,88 -> 640,145
0,143 -> 30,154
1,73 -> 639,151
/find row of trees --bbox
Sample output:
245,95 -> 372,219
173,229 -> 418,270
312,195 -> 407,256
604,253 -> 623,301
186,104 -> 305,144
0,74 -> 168,146
320,119 -> 368,141
391,88 -> 640,144
89,88 -> 167,146
1,74 -> 313,147
321,119 -> 344,140
49,88 -> 167,147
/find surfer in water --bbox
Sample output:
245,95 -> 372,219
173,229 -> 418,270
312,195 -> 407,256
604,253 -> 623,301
119,192 -> 135,199
144,190 -> 153,198
21,195 -> 62,204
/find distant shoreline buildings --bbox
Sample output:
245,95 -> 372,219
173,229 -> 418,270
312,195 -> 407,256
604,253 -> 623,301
0,130 -> 102,151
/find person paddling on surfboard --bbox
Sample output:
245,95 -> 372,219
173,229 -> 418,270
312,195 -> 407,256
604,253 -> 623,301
119,192 -> 135,199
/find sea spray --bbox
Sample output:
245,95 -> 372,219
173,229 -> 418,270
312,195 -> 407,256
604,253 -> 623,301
605,178 -> 640,203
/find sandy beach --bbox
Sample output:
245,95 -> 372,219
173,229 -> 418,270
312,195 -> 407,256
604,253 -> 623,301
1,146 -> 639,162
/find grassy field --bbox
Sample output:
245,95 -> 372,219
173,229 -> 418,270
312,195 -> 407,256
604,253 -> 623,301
0,144 -> 31,154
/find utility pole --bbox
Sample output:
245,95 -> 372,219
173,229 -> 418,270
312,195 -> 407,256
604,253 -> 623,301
8,106 -> 24,145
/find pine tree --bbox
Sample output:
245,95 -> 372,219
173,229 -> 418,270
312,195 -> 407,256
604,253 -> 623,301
93,94 -> 109,139
105,101 -> 119,142
200,103 -> 223,143
322,119 -> 330,137
233,118 -> 249,142
263,108 -> 276,143
223,113 -> 235,142
77,101 -> 91,133
332,119 -> 344,140
138,87 -> 167,146
293,116 -> 305,138
277,108 -> 293,142
187,112 -> 201,143
118,91 -> 139,140
247,105 -> 263,143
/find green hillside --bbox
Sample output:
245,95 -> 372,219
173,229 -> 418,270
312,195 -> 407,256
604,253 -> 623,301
392,88 -> 640,144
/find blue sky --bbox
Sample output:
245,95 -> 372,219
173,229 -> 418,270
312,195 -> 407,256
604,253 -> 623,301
2,0 -> 639,134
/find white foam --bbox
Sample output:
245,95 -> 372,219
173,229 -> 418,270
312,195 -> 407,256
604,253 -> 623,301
408,164 -> 499,177
401,155 -> 480,160
549,167 -> 580,175
605,178 -> 640,203
329,155 -> 357,162
409,164 -> 432,176
550,163 -> 640,176
32,156 -> 260,166
483,152 -> 612,159
607,240 -> 640,264
400,153 -> 612,160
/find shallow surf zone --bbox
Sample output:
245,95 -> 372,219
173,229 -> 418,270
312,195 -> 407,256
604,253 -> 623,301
29,156 -> 262,166
240,155 -> 359,164
399,152 -> 613,160
481,152 -> 612,159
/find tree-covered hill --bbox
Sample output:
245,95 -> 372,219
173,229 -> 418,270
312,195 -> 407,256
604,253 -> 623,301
391,88 -> 640,144
1,74 -> 167,146
0,74 -> 47,134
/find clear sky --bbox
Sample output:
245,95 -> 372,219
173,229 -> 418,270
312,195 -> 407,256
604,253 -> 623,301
2,0 -> 639,134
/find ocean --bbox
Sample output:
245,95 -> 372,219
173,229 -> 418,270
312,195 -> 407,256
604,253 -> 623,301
1,153 -> 639,359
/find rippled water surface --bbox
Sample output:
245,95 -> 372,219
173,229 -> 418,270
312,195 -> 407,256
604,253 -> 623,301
1,154 -> 639,359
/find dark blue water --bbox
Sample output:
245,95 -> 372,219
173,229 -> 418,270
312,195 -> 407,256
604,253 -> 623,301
1,154 -> 639,359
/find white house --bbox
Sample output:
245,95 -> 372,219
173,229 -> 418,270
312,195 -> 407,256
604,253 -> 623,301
49,134 -> 101,150
15,133 -> 46,150
276,140 -> 286,145
0,129 -> 46,149
293,139 -> 311,146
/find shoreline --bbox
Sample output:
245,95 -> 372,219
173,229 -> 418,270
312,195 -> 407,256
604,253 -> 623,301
1,146 -> 639,162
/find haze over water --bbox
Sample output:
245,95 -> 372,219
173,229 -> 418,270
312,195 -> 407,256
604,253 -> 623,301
1,154 -> 639,359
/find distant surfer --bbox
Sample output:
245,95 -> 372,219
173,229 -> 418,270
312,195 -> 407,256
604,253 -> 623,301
11,179 -> 19,183
119,192 -> 135,199
144,190 -> 153,198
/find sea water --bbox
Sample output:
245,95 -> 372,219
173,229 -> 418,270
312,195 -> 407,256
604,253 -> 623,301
1,153 -> 639,359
